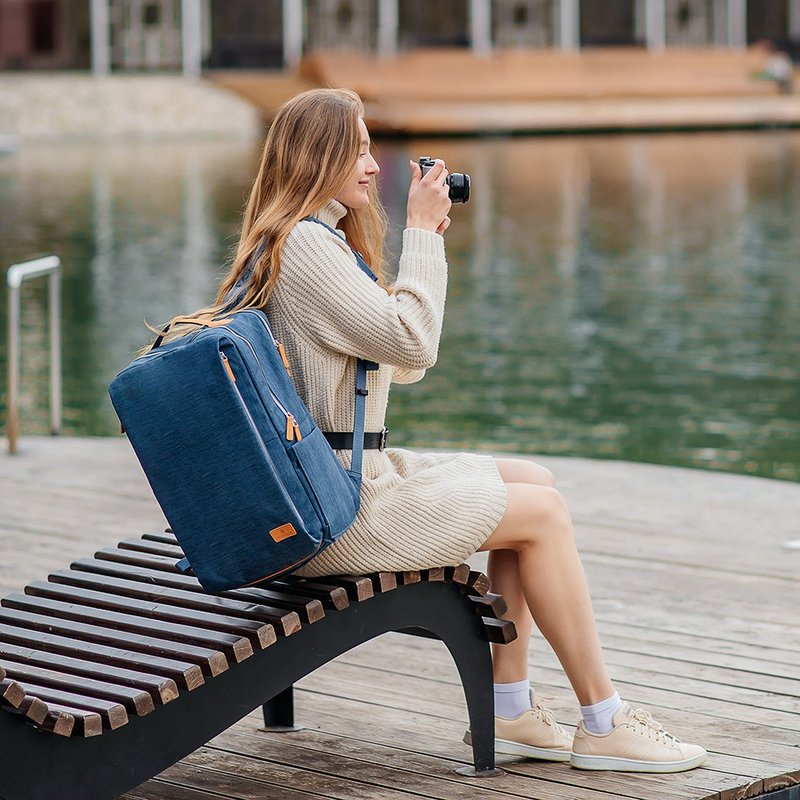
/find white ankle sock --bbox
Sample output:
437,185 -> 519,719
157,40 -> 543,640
579,692 -> 622,734
494,679 -> 532,719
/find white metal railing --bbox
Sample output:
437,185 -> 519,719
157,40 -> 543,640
6,256 -> 62,454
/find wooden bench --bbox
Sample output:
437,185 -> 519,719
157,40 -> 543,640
0,531 -> 516,800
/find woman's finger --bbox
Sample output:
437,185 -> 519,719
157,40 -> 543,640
421,159 -> 447,183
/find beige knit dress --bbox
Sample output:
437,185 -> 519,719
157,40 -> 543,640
265,199 -> 507,577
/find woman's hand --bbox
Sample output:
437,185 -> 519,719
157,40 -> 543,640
406,159 -> 452,234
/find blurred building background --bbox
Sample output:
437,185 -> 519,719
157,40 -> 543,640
1,0 -> 799,74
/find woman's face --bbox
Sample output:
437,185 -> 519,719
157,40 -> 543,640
334,118 -> 380,210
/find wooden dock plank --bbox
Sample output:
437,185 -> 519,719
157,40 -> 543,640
2,436 -> 799,800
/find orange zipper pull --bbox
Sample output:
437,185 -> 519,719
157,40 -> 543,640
221,353 -> 236,382
285,414 -> 302,442
276,342 -> 292,376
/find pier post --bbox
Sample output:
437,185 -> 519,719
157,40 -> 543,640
90,0 -> 110,75
283,0 -> 304,69
181,0 -> 202,79
559,0 -> 580,51
470,0 -> 492,55
790,0 -> 800,38
645,0 -> 666,50
377,0 -> 398,58
728,0 -> 746,47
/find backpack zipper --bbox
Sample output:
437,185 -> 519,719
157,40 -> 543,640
242,309 -> 293,376
218,351 -> 303,520
218,326 -> 300,442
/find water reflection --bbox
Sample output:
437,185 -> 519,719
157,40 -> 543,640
1,132 -> 798,480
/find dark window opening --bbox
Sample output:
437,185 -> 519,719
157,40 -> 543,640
512,4 -> 530,27
677,1 -> 691,29
337,3 -> 354,28
30,0 -> 57,53
144,3 -> 161,27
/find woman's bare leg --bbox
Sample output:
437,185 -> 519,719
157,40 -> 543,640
485,458 -> 614,706
488,460 -> 543,684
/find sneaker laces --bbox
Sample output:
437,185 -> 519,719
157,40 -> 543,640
627,707 -> 680,746
532,697 -> 567,735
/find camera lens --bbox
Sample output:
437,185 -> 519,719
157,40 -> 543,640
447,172 -> 470,204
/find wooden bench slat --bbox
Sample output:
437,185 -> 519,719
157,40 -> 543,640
2,694 -> 48,725
397,571 -> 421,585
422,567 -> 445,582
49,570 -> 302,635
19,681 -> 128,729
95,548 -> 181,573
468,592 -> 508,619
0,677 -> 25,708
125,534 -> 362,615
480,618 -> 517,645
0,657 -> 155,715
444,564 -> 471,585
367,572 -> 397,592
2,594 -> 254,664
25,582 -> 277,650
141,532 -> 181,545
222,587 -> 325,623
0,608 -> 228,677
282,575 -> 374,602
119,538 -> 184,558
36,704 -> 75,737
0,640 -> 179,704
0,622 -> 204,690
72,558 -> 325,624
40,701 -> 103,737
73,557 -> 202,588
466,571 -> 492,597
268,580 -> 349,610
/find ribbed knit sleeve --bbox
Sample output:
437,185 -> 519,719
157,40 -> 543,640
277,221 -> 448,370
391,366 -> 426,384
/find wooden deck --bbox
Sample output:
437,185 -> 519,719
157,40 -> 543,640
209,48 -> 800,134
1,436 -> 798,800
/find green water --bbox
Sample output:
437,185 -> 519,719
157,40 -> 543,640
1,131 -> 799,480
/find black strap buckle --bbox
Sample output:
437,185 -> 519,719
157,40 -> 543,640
378,427 -> 388,451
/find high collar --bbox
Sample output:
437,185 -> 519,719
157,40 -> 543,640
313,199 -> 348,229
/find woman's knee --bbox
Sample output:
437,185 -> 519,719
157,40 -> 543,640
523,485 -> 572,541
483,483 -> 572,552
495,457 -> 556,488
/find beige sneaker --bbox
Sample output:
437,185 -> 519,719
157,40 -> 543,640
463,694 -> 573,761
571,702 -> 707,773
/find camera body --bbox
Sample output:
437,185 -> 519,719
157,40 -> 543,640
418,156 -> 471,204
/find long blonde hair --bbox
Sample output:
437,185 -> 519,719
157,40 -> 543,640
152,88 -> 387,344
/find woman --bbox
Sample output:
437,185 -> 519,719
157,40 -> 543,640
202,88 -> 707,773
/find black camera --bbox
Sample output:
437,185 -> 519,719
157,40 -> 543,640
418,156 -> 471,204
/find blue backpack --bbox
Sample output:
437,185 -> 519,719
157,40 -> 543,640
109,220 -> 376,592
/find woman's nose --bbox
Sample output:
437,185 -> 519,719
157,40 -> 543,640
367,155 -> 380,174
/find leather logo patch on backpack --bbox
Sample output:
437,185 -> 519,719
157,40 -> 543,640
269,523 -> 298,543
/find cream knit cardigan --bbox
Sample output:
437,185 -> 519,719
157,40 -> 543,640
266,199 -> 507,577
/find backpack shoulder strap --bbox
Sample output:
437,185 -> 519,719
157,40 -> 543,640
302,216 -> 379,283
303,216 -> 378,484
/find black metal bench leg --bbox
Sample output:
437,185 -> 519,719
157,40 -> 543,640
458,662 -> 498,776
447,639 -> 500,777
261,686 -> 303,732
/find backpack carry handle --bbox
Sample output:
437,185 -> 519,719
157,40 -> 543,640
151,317 -> 231,350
